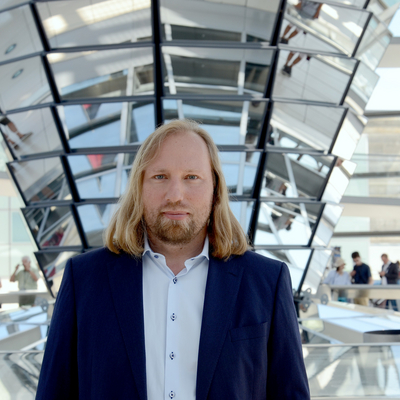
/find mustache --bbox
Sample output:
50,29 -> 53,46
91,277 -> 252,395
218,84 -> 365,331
159,201 -> 192,213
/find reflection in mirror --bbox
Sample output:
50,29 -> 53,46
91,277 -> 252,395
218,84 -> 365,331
322,158 -> 356,203
162,47 -> 273,95
0,108 -> 62,157
221,152 -> 259,195
255,201 -> 322,246
274,50 -> 356,104
0,57 -> 52,112
312,204 -> 343,247
160,0 -> 280,43
77,203 -> 115,247
49,47 -> 154,100
229,201 -> 254,233
38,0 -> 152,47
268,102 -> 346,152
163,99 -> 267,146
261,152 -> 334,199
256,248 -> 311,292
68,153 -> 136,199
331,109 -> 366,160
301,249 -> 332,294
0,5 -> 42,63
59,102 -> 155,149
280,2 -> 369,55
23,206 -> 81,249
36,251 -> 79,296
9,157 -> 71,204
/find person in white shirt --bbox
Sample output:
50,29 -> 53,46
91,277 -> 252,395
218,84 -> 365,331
323,257 -> 351,302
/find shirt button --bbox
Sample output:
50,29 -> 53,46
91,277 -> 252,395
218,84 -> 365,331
154,255 -> 159,259
169,391 -> 175,398
191,258 -> 194,261
170,313 -> 177,321
169,352 -> 175,360
173,277 -> 177,284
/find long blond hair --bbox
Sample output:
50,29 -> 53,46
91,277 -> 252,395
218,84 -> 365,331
105,119 -> 248,259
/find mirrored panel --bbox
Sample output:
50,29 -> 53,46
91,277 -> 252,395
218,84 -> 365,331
68,153 -> 136,199
59,101 -> 155,149
281,2 -> 370,55
160,0 -> 280,43
356,15 -> 392,71
163,99 -> 267,146
22,206 -> 81,249
36,251 -> 79,296
331,108 -> 366,160
162,47 -> 274,95
221,152 -> 260,195
312,204 -> 343,247
229,200 -> 254,233
0,108 -> 62,157
255,201 -> 323,246
0,57 -> 52,112
38,0 -> 152,48
261,152 -> 335,199
0,5 -> 42,63
268,101 -> 346,152
274,50 -> 357,104
256,248 -> 312,292
322,158 -> 356,203
9,157 -> 71,204
77,203 -> 116,247
301,248 -> 331,294
49,47 -> 154,99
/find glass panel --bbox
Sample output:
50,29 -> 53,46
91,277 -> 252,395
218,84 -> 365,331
335,215 -> 400,233
163,99 -> 267,146
356,15 -> 392,70
11,212 -> 31,242
301,248 -> 332,294
49,47 -> 154,100
255,201 -> 323,246
59,101 -> 155,149
229,200 -> 254,232
221,152 -> 259,195
345,61 -> 380,114
0,108 -> 62,158
281,3 -> 370,55
36,251 -> 79,296
37,0 -> 152,47
312,204 -> 343,247
304,344 -> 400,397
9,157 -> 71,204
262,152 -> 335,199
322,158 -> 356,203
68,153 -> 135,199
77,203 -> 116,247
162,47 -> 273,95
256,248 -> 312,292
0,57 -> 52,112
331,109 -> 366,160
268,101 -> 346,152
274,50 -> 357,104
22,206 -> 81,249
0,5 -> 42,63
160,0 -> 281,43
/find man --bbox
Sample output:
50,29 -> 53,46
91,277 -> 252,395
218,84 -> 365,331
350,251 -> 373,306
379,253 -> 399,312
10,256 -> 39,306
36,120 -> 310,399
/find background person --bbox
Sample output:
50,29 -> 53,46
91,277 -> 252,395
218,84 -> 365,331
350,251 -> 373,306
323,257 -> 350,302
379,253 -> 399,311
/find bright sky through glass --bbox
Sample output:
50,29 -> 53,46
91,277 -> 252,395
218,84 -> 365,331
366,68 -> 400,111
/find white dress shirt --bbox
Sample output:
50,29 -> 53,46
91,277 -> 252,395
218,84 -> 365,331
142,236 -> 209,400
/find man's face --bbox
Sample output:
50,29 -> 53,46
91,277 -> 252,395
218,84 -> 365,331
22,258 -> 30,270
381,255 -> 388,264
142,131 -> 214,246
353,256 -> 362,266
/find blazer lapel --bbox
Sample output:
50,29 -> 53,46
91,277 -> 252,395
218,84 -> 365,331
196,256 -> 244,400
107,253 -> 147,400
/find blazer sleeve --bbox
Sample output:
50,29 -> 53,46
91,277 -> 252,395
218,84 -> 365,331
266,263 -> 310,400
386,263 -> 399,282
36,259 -> 79,399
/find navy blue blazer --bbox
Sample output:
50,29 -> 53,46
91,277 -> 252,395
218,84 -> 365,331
36,248 -> 309,400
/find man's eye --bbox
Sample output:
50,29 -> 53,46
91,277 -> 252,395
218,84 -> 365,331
154,175 -> 165,179
187,175 -> 198,180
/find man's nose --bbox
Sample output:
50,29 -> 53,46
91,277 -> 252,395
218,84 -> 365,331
165,178 -> 185,203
